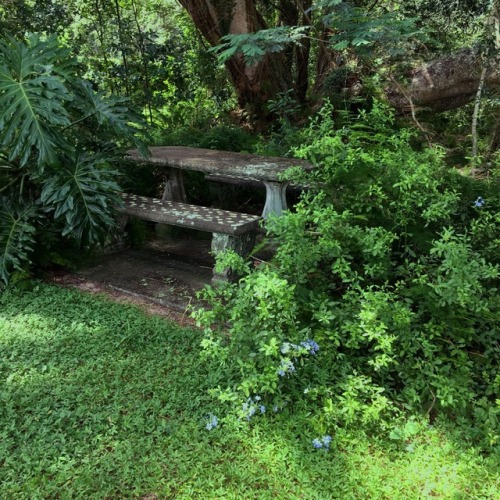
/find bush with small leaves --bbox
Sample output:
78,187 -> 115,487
193,102 -> 499,451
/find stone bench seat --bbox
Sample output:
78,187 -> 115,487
118,193 -> 261,235
117,193 -> 261,282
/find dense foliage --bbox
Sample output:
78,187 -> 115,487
0,34 -> 145,287
0,0 -> 234,134
194,103 -> 500,450
1,0 -> 498,459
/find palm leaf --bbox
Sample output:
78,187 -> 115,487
0,34 -> 74,168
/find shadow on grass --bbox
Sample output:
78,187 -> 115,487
0,283 -> 498,498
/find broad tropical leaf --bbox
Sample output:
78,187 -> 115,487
0,34 -> 74,168
71,80 -> 149,157
0,197 -> 38,287
0,33 -> 146,287
40,153 -> 121,245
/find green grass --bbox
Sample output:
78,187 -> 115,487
0,283 -> 498,499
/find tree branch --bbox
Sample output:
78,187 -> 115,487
471,66 -> 487,164
388,75 -> 433,147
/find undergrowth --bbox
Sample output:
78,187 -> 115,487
193,101 -> 500,453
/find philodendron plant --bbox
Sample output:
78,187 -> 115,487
0,34 -> 147,287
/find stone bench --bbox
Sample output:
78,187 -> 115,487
127,147 -> 314,218
117,193 -> 261,282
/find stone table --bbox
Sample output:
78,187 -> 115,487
127,146 -> 314,218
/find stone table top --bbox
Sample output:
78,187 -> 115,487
127,146 -> 313,183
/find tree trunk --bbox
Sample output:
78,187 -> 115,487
385,49 -> 500,113
294,0 -> 312,103
177,0 -> 293,116
178,2 -> 500,118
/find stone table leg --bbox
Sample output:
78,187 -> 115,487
162,167 -> 186,202
157,167 -> 187,239
262,181 -> 289,218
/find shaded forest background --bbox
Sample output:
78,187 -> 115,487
1,0 -> 498,160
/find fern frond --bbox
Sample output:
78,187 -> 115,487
211,27 -> 309,65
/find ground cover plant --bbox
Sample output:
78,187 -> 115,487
0,283 -> 499,498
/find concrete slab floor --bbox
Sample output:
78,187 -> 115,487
46,230 -> 274,323
73,236 -> 214,314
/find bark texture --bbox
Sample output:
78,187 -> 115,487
178,0 -> 294,113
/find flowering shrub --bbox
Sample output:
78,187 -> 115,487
193,103 -> 499,450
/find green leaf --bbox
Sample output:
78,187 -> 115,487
211,27 -> 308,65
40,152 -> 121,245
70,80 -> 149,157
352,38 -> 370,46
333,40 -> 350,50
0,197 -> 38,287
0,34 -> 75,169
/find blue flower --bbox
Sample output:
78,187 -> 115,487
280,342 -> 291,354
312,438 -> 323,449
242,399 -> 258,420
474,196 -> 485,208
281,342 -> 301,355
313,435 -> 332,450
322,435 -> 332,448
205,414 -> 218,430
259,405 -> 266,414
278,359 -> 295,376
301,339 -> 320,355
280,342 -> 300,356
273,405 -> 279,413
